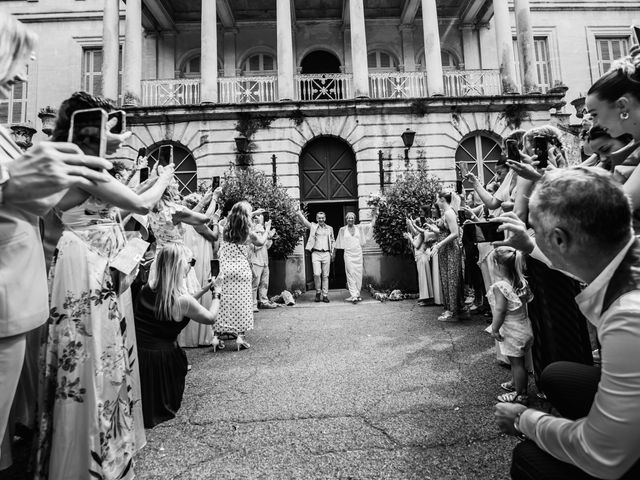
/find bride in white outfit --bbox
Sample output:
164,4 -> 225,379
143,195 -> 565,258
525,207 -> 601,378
332,210 -> 376,303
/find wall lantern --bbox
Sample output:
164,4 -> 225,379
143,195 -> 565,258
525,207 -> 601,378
401,128 -> 416,160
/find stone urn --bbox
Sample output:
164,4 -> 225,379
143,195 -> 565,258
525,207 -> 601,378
570,96 -> 586,119
9,123 -> 37,151
38,106 -> 57,136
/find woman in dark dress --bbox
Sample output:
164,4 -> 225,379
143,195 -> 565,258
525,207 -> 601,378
134,243 -> 222,428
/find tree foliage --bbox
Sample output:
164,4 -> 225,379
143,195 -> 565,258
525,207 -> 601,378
368,164 -> 443,256
219,168 -> 306,258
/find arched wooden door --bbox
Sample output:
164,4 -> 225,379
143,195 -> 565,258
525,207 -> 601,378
299,136 -> 358,290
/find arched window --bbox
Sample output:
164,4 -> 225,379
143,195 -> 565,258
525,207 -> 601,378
147,142 -> 198,195
455,132 -> 503,193
367,50 -> 397,71
179,54 -> 223,78
242,53 -> 276,75
183,55 -> 201,77
441,50 -> 460,69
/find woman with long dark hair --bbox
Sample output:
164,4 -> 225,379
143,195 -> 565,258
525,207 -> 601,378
34,92 -> 174,480
430,191 -> 464,321
134,244 -> 222,427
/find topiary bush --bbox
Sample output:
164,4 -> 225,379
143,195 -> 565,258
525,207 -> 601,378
368,164 -> 442,256
219,167 -> 306,259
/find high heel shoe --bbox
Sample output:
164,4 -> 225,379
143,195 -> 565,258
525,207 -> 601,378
211,334 -> 225,352
236,334 -> 251,351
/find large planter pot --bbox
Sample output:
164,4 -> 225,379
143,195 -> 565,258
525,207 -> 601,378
38,108 -> 57,136
9,123 -> 37,151
570,97 -> 586,118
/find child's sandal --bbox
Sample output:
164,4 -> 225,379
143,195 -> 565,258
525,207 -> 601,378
500,381 -> 515,392
497,391 -> 528,405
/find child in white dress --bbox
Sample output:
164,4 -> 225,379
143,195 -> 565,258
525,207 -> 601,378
487,246 -> 534,404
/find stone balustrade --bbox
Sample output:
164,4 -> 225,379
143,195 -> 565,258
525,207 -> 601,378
138,70 -> 511,106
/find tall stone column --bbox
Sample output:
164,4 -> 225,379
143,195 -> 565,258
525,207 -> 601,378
201,0 -> 218,104
123,0 -> 142,105
421,0 -> 444,95
399,25 -> 416,72
276,0 -> 295,100
492,0 -> 519,93
102,0 -> 120,101
461,24 -> 480,69
514,0 -> 539,93
349,0 -> 370,98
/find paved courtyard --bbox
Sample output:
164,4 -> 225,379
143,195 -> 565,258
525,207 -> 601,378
135,290 -> 520,479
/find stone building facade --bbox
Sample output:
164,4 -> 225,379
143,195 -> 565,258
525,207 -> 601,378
2,0 -> 639,291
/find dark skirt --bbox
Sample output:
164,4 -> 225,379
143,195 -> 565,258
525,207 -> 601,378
137,337 -> 189,428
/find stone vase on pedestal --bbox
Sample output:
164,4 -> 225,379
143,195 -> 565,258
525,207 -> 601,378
38,107 -> 57,136
570,97 -> 586,118
9,123 -> 37,151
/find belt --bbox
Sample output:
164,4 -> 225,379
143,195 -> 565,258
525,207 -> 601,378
312,249 -> 328,252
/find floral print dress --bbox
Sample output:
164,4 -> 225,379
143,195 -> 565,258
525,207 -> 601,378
35,197 -> 140,480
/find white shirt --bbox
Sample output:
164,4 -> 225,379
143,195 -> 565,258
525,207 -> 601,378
520,236 -> 640,479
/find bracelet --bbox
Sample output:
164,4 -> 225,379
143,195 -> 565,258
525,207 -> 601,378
211,291 -> 222,299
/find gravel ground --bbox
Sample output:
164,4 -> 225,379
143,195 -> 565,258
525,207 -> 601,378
5,289 -> 537,479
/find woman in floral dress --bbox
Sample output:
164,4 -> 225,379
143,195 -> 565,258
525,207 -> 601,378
35,92 -> 174,480
215,201 -> 267,351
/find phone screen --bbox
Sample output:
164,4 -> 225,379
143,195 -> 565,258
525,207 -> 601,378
137,147 -> 148,182
464,221 -> 503,243
108,110 -> 126,134
533,136 -> 549,169
263,211 -> 270,223
211,176 -> 221,190
69,108 -> 107,158
506,139 -> 520,162
210,259 -> 220,278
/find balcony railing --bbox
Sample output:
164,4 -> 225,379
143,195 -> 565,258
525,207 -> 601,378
295,73 -> 353,101
219,75 -> 277,103
141,78 -> 200,106
443,69 -> 502,96
140,70 -> 510,106
369,71 -> 428,99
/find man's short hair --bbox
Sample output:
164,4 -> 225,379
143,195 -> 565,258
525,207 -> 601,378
530,167 -> 631,246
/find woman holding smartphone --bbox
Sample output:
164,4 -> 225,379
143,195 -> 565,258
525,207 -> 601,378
34,92 -> 175,480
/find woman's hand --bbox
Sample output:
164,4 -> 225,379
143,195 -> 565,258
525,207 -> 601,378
105,117 -> 133,155
403,231 -> 412,241
429,243 -> 440,258
135,156 -> 148,170
491,212 -> 535,254
495,403 -> 527,436
156,164 -> 175,185
506,159 -> 543,182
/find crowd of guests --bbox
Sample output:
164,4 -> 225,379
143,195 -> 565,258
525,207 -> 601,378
2,10 -> 640,480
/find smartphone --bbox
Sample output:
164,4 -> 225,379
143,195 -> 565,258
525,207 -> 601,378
533,135 -> 549,169
632,25 -> 640,45
108,110 -> 126,134
68,108 -> 107,158
506,139 -> 520,162
138,147 -> 148,182
457,210 -> 467,226
210,259 -> 220,278
211,176 -> 221,190
463,220 -> 503,243
263,211 -> 270,223
419,216 -> 426,226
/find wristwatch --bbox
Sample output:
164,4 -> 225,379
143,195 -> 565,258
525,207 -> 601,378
514,412 -> 527,440
0,163 -> 10,206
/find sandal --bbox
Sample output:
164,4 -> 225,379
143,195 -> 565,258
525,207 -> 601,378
497,391 -> 528,404
500,381 -> 515,392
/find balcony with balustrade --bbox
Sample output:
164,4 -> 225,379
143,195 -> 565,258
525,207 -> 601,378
140,69 -> 504,107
